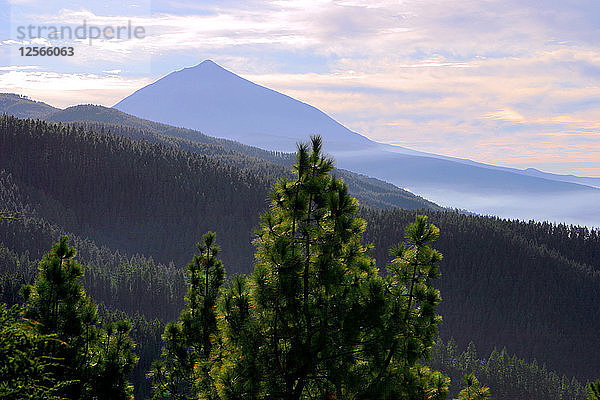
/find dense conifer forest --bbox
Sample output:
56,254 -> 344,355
1,115 -> 599,399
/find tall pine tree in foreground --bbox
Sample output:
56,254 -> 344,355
0,303 -> 68,400
454,374 -> 490,400
20,235 -> 137,399
589,380 -> 600,400
209,136 -> 448,399
149,232 -> 225,400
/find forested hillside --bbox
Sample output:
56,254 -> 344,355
362,208 -> 600,382
428,338 -> 590,399
8,99 -> 443,211
0,93 -> 58,119
0,116 -> 269,269
1,115 -> 598,398
62,117 -> 441,211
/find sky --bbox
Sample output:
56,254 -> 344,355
0,0 -> 599,177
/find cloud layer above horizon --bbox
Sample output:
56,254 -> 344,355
1,0 -> 599,176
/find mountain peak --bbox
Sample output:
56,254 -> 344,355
182,59 -> 230,75
199,59 -> 218,66
193,59 -> 222,69
168,59 -> 244,84
114,61 -> 374,152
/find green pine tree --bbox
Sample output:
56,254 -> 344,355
589,379 -> 600,400
93,319 -> 138,400
0,212 -> 18,220
0,303 -> 69,400
149,232 -> 225,400
210,136 -> 448,399
20,235 -> 137,399
455,374 -> 491,400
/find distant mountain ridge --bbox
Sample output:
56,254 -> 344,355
518,167 -> 600,189
0,93 -> 58,118
1,82 -> 599,226
110,61 -> 600,226
0,96 -> 442,212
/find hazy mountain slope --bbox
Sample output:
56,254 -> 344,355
336,151 -> 600,226
422,155 -> 600,190
517,167 -> 600,189
47,104 -> 290,163
45,104 -> 444,211
53,102 -> 600,192
46,102 -> 600,190
0,93 -> 58,118
3,88 -> 599,226
3,93 -> 599,225
112,61 -> 600,226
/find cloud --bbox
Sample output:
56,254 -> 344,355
3,0 -> 599,176
0,69 -> 151,107
0,65 -> 41,71
483,109 -> 526,123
